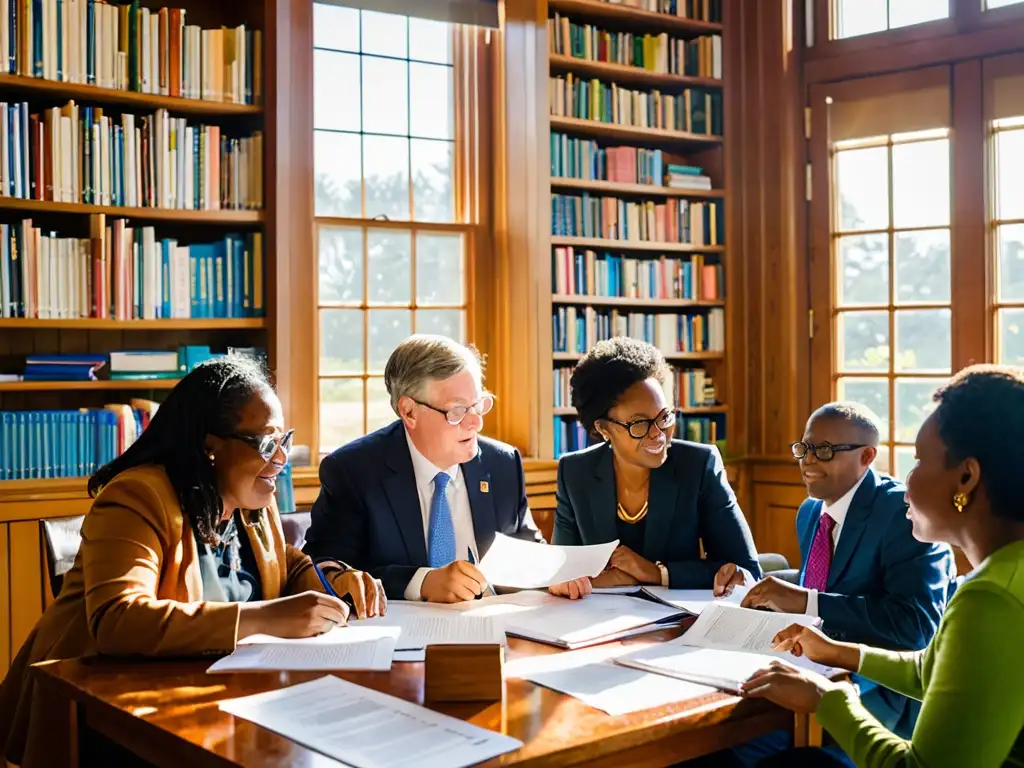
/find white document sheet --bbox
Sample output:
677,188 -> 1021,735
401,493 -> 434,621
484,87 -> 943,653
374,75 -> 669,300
644,586 -> 749,614
208,625 -> 400,673
477,533 -> 618,589
359,601 -> 506,650
220,676 -> 523,768
682,602 -> 818,653
506,643 -> 717,716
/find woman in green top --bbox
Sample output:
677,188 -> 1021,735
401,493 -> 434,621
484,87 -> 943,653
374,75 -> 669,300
742,364 -> 1024,767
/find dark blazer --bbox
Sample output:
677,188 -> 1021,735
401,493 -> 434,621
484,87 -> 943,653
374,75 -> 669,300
552,440 -> 761,588
303,420 -> 544,599
796,468 -> 956,736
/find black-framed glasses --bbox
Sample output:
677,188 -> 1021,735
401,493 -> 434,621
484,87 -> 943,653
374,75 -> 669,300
415,394 -> 495,426
227,429 -> 295,461
791,441 -> 865,462
605,409 -> 676,439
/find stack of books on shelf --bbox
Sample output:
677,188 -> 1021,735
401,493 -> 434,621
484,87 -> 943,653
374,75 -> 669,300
665,163 -> 712,190
551,133 -> 667,185
21,353 -> 106,381
0,1 -> 262,104
550,74 -> 722,136
552,307 -> 725,354
553,365 -> 718,410
0,221 -> 264,319
679,413 -> 724,445
548,14 -> 721,78
552,193 -> 720,246
553,246 -> 723,300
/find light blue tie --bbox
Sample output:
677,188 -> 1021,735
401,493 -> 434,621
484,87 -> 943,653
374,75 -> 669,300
427,472 -> 456,568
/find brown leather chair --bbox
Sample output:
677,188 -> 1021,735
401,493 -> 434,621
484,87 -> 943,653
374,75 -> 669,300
40,514 -> 86,598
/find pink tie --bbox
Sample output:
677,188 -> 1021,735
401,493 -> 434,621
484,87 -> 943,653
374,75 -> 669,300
803,512 -> 836,592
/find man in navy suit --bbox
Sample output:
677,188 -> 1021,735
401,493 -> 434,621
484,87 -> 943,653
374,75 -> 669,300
304,334 -> 590,603
714,402 -> 956,764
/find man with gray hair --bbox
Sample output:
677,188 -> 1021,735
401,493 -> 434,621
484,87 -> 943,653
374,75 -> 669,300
304,334 -> 590,603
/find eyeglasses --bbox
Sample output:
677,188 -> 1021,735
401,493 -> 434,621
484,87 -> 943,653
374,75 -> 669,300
226,429 -> 295,461
605,409 -> 676,439
791,441 -> 866,462
415,394 -> 495,426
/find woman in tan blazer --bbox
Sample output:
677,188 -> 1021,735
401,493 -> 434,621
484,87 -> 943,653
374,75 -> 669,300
0,355 -> 387,767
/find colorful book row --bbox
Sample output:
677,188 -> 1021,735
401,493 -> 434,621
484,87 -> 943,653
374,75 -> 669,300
549,16 -> 722,79
552,306 -> 725,354
596,0 -> 722,23
553,246 -> 722,301
553,364 -> 718,409
1,100 -> 262,210
0,219 -> 264,319
550,133 -> 668,186
551,414 -> 725,458
549,74 -> 723,136
0,0 -> 262,104
552,193 -> 721,245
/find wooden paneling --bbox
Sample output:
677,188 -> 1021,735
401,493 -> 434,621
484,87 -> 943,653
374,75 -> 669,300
9,521 -> 44,662
0,523 -> 9,678
750,463 -> 806,571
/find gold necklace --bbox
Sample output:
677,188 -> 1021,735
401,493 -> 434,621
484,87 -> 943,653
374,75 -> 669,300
617,500 -> 649,524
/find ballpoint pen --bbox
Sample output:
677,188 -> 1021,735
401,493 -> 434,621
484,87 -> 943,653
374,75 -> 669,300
313,561 -> 357,618
467,548 -> 494,599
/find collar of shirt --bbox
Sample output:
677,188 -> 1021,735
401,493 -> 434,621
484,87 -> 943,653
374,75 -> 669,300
404,427 -> 462,494
821,469 -> 869,530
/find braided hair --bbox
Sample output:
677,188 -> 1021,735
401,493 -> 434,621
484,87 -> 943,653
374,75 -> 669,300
88,355 -> 271,544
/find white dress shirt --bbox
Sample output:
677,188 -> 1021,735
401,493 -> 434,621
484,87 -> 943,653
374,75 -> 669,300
403,429 -> 478,601
804,469 -> 868,617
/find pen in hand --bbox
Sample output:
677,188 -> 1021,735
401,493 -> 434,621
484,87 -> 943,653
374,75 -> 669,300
313,561 -> 357,620
468,548 -> 493,599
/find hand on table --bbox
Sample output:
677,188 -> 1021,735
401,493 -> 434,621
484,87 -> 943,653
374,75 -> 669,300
608,545 -> 661,584
741,575 -> 810,614
549,577 -> 592,600
421,560 -> 487,603
741,658 -> 850,714
332,569 -> 387,618
237,590 -> 350,639
713,562 -> 749,597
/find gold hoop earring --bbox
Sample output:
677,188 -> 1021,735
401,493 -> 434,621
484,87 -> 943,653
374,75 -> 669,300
953,491 -> 969,513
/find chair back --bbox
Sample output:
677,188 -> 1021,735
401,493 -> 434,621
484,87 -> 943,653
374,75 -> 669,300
41,514 -> 86,598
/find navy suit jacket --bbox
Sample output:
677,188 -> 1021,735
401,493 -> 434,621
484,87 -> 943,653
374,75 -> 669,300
796,468 -> 956,735
552,440 -> 761,588
303,420 -> 544,599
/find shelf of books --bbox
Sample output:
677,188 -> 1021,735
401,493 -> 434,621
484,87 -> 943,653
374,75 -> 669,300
0,0 -> 268,484
545,0 -> 727,459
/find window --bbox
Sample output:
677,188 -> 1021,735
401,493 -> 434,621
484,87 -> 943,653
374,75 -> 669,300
994,117 -> 1024,365
987,0 -> 1024,8
313,3 -> 471,456
834,0 -> 948,39
831,129 -> 951,480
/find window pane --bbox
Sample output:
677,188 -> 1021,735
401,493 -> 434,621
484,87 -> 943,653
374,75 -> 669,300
410,18 -> 451,64
892,139 -> 949,228
875,447 -> 892,476
987,0 -> 1024,8
996,130 -> 1024,221
837,0 -> 887,38
314,51 -> 360,132
895,378 -> 939,443
895,229 -> 950,304
894,309 -> 950,372
888,0 -> 949,29
361,10 -> 407,58
318,226 -> 363,304
313,3 -> 359,52
315,131 -> 362,218
362,56 -> 409,135
837,234 -> 888,307
410,63 -> 453,140
893,446 -> 916,483
838,311 -> 890,372
416,309 -> 465,341
366,377 -> 396,433
836,376 -> 890,441
368,230 -> 411,304
836,146 -> 888,232
320,378 -> 364,453
412,139 -> 455,222
363,135 -> 410,220
998,308 -> 1024,365
369,309 -> 411,372
320,309 -> 364,375
416,233 -> 464,304
998,224 -> 1024,302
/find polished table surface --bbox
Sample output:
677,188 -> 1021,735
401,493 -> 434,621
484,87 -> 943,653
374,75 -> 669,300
32,628 -> 798,768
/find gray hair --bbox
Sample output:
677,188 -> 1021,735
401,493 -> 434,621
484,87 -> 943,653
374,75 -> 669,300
384,335 -> 485,414
808,401 -> 882,446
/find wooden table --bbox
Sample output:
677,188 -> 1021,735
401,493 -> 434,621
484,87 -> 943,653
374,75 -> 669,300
31,629 -> 802,767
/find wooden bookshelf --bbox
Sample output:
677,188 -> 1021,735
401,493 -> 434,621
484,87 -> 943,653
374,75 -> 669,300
0,380 -> 179,392
0,318 -> 266,330
0,72 -> 263,116
0,196 -> 263,223
548,53 -> 721,89
545,0 -> 727,457
550,176 -> 725,198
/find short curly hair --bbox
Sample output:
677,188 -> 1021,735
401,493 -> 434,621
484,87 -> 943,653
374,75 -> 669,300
569,337 -> 670,435
932,364 -> 1024,523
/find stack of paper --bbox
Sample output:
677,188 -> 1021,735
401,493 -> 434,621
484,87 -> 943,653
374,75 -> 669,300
591,585 -> 749,614
615,602 -> 835,693
208,625 -> 400,673
359,601 -> 506,650
221,676 -> 523,768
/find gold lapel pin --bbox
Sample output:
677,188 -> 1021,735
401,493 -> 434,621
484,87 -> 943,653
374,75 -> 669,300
480,481 -> 490,493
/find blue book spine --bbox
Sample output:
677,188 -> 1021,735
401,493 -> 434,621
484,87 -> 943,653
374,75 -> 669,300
86,0 -> 95,84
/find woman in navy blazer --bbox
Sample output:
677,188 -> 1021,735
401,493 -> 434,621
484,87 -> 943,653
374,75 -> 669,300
553,338 -> 761,588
